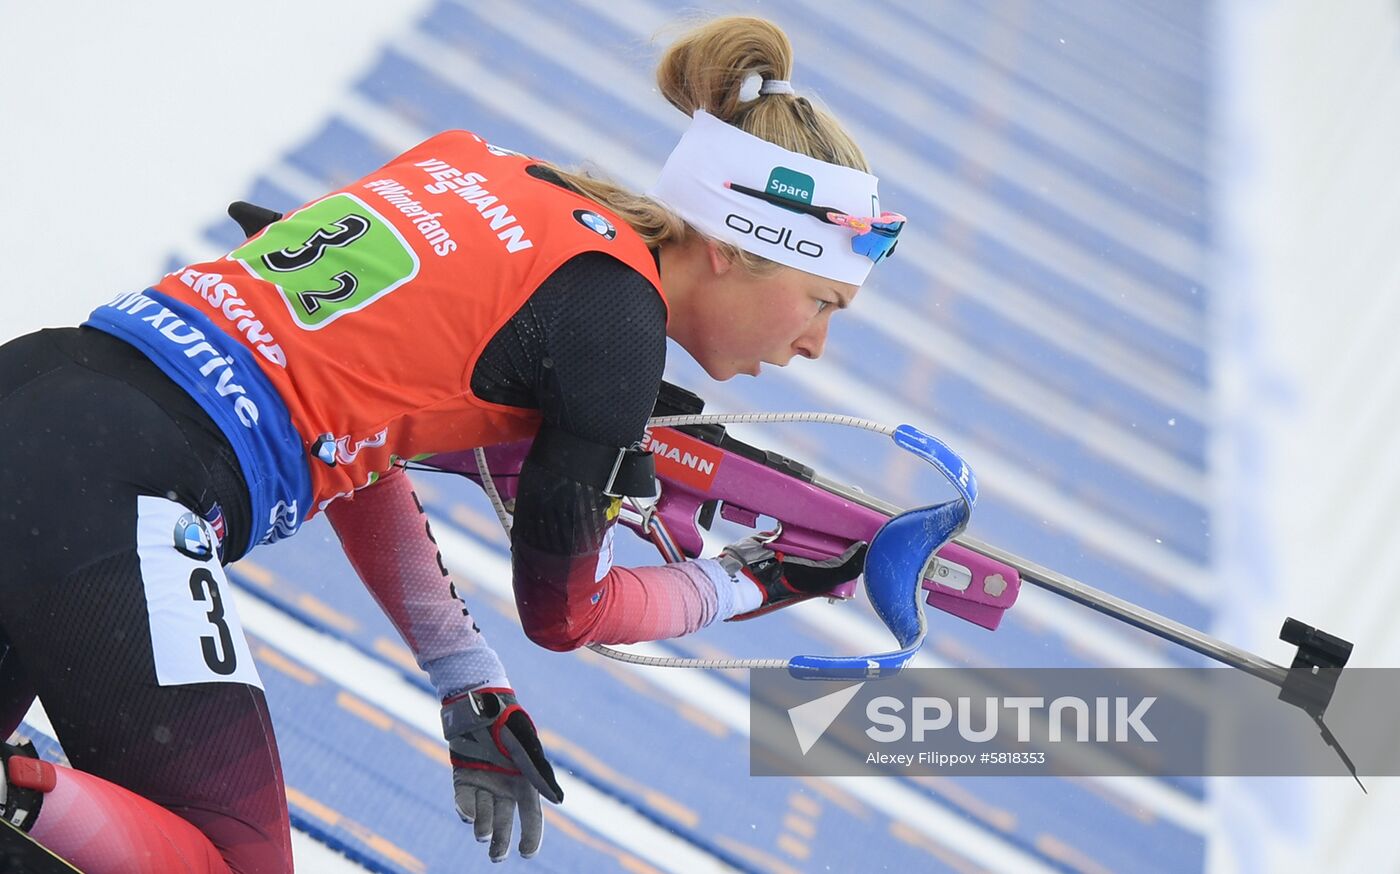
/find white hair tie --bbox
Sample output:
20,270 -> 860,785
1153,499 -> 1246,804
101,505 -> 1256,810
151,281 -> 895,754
758,78 -> 794,96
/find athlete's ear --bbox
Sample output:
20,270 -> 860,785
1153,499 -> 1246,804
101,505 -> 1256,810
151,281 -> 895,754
705,240 -> 735,277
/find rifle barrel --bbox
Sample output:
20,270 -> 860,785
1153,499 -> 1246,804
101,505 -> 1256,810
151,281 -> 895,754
956,533 -> 1290,689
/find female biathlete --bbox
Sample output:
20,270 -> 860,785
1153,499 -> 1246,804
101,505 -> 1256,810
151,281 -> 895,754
0,16 -> 902,872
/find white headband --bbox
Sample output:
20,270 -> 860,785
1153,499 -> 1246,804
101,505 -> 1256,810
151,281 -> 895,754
648,110 -> 883,286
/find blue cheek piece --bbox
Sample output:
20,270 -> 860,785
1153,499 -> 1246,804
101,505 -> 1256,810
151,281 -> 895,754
787,425 -> 977,681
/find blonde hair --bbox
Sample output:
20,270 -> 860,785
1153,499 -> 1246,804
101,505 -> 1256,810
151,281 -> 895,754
540,15 -> 868,274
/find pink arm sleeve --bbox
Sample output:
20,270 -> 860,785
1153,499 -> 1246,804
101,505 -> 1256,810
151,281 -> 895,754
329,470 -> 738,661
511,530 -> 736,652
326,469 -> 508,697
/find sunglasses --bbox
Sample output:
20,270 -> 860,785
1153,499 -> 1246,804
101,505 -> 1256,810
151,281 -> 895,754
725,181 -> 904,264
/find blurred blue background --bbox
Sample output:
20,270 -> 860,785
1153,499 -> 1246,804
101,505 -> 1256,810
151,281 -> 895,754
5,0 -> 1398,871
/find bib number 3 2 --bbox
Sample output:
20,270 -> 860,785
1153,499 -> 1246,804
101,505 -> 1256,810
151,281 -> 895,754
232,193 -> 420,330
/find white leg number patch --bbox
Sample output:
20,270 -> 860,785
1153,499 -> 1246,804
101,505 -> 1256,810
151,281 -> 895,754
136,496 -> 263,689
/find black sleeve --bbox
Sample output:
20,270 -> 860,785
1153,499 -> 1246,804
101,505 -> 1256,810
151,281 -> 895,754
471,251 -> 666,555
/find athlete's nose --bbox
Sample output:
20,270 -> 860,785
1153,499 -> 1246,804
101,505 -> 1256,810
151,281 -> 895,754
793,320 -> 829,361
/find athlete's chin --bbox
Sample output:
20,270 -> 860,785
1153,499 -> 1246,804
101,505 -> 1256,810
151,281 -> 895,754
701,360 -> 760,380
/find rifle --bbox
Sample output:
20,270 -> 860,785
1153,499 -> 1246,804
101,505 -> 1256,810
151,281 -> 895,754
425,380 -> 1360,784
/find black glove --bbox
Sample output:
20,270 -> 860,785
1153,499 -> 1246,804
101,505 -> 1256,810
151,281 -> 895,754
442,687 -> 563,862
719,535 -> 868,619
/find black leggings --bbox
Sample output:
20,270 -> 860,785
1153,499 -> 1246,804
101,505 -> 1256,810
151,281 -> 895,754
0,327 -> 291,872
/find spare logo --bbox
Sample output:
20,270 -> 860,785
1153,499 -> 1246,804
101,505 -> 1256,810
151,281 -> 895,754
766,166 -> 815,210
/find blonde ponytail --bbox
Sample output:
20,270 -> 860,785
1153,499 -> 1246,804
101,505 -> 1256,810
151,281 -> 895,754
654,15 -> 793,124
540,15 -> 868,273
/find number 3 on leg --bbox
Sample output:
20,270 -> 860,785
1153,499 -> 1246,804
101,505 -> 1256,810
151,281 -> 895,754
136,496 -> 263,689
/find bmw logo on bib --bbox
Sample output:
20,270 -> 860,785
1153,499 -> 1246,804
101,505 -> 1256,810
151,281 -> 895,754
573,209 -> 616,241
173,512 -> 215,561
